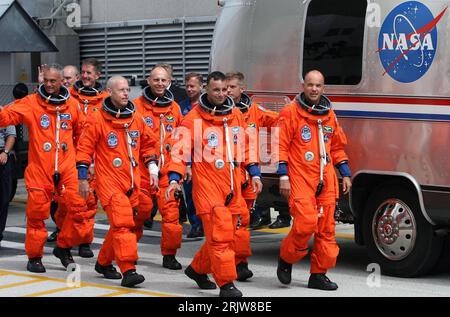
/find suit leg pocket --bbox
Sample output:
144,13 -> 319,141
211,206 -> 234,243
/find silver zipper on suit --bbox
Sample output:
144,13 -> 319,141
223,117 -> 235,206
53,107 -> 62,187
316,119 -> 328,217
125,123 -> 137,196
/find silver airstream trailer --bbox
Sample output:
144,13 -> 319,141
211,0 -> 450,277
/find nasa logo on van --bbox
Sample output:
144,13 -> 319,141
378,1 -> 446,83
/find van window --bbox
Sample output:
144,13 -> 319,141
302,0 -> 367,85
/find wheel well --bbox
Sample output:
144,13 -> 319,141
350,173 -> 421,246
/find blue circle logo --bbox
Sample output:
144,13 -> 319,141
144,116 -> 153,128
378,2 -> 442,83
301,125 -> 311,143
107,131 -> 118,148
40,114 -> 50,129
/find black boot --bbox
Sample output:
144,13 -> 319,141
95,262 -> 122,279
121,269 -> 145,287
277,257 -> 292,285
249,215 -> 271,230
53,247 -> 75,268
219,283 -> 243,297
269,217 -> 291,229
162,255 -> 182,270
47,229 -> 59,242
143,218 -> 153,229
184,265 -> 217,289
78,244 -> 94,258
308,273 -> 338,291
236,262 -> 253,281
27,258 -> 46,273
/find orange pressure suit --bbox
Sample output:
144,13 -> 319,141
0,85 -> 88,259
133,88 -> 183,256
233,94 -> 279,266
69,81 -> 109,116
277,94 -> 349,273
169,94 -> 259,287
55,81 -> 109,243
76,97 -> 158,273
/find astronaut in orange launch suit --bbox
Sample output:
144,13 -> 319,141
275,70 -> 352,291
0,64 -> 89,272
76,76 -> 159,287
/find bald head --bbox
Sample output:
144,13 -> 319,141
107,76 -> 130,109
303,70 -> 325,105
63,65 -> 79,87
304,70 -> 325,84
147,66 -> 170,97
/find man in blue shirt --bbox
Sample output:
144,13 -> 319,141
178,73 -> 204,238
0,124 -> 16,247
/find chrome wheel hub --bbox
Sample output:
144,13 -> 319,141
372,199 -> 416,261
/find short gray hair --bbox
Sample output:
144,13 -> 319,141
47,63 -> 64,77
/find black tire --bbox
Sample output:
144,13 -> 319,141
432,236 -> 450,274
362,181 -> 442,277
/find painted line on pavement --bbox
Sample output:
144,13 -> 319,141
4,226 -> 159,245
24,286 -> 78,297
0,278 -> 43,289
4,224 -> 354,246
336,233 -> 355,240
99,290 -> 132,297
8,226 -> 107,245
0,270 -> 177,297
254,227 -> 355,240
0,239 -> 54,253
10,196 -> 354,240
94,223 -> 162,238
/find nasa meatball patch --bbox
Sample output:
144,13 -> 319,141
378,1 -> 443,83
107,131 -> 118,148
207,131 -> 219,148
144,116 -> 154,128
40,114 -> 50,129
301,125 -> 311,142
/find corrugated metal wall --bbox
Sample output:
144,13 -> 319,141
75,17 -> 216,85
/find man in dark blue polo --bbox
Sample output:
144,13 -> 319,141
0,124 -> 16,247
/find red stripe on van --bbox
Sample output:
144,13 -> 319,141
329,95 -> 450,106
247,91 -> 450,106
